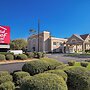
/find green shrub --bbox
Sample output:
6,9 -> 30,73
22,60 -> 49,75
22,58 -> 62,75
6,54 -> 14,60
0,52 -> 14,55
37,52 -> 46,58
42,52 -> 46,57
0,75 -> 13,84
64,66 -> 90,90
37,52 -> 43,58
0,71 -> 10,77
45,70 -> 67,81
33,51 -> 38,57
80,61 -> 88,67
20,73 -> 68,90
41,58 -> 63,70
0,81 -> 15,90
68,60 -> 75,66
16,54 -> 28,60
13,71 -> 30,85
20,76 -> 32,86
25,52 -> 34,58
56,64 -> 68,70
0,54 -> 6,61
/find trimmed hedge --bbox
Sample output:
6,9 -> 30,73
41,58 -> 63,70
13,71 -> 30,85
64,66 -> 90,90
0,54 -> 6,61
0,81 -> 15,90
56,64 -> 68,70
20,73 -> 68,90
37,52 -> 43,58
22,58 -> 62,75
80,61 -> 88,67
68,60 -> 75,66
6,54 -> 14,60
0,75 -> 13,84
0,71 -> 10,77
25,52 -> 34,58
22,60 -> 49,75
16,54 -> 28,60
0,52 -> 14,55
45,70 -> 67,81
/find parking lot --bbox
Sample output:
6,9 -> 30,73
46,54 -> 90,64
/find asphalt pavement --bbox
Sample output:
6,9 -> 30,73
46,54 -> 90,63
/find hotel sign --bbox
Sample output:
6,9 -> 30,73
0,26 -> 10,44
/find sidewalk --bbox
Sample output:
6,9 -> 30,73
0,59 -> 38,65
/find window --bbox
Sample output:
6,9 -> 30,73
60,42 -> 63,46
53,42 -> 56,45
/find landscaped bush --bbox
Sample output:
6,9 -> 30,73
0,54 -> 6,61
41,58 -> 63,70
13,71 -> 30,85
85,49 -> 90,53
68,60 -> 75,66
25,52 -> 34,58
37,52 -> 46,58
16,54 -> 28,60
45,70 -> 67,81
0,71 -> 10,77
33,51 -> 38,57
0,81 -> 15,90
42,52 -> 46,57
6,54 -> 14,60
37,52 -> 43,58
20,73 -> 68,90
80,61 -> 89,67
0,75 -> 13,84
64,66 -> 90,90
22,58 -> 62,75
56,64 -> 68,70
22,60 -> 49,75
0,52 -> 14,55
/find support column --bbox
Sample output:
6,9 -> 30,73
82,42 -> 85,53
66,44 -> 69,53
76,44 -> 78,53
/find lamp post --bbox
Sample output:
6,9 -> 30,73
29,19 -> 40,52
38,19 -> 40,52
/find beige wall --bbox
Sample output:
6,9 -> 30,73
27,31 -> 67,53
50,37 -> 67,53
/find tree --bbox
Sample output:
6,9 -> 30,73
10,39 -> 27,51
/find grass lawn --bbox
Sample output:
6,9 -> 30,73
75,62 -> 90,70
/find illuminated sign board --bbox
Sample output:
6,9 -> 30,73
0,26 -> 10,44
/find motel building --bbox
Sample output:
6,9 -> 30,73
0,26 -> 10,52
66,34 -> 90,53
27,31 -> 67,53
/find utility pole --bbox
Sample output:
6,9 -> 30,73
38,19 -> 40,52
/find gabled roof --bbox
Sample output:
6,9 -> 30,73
73,34 -> 84,41
80,34 -> 89,40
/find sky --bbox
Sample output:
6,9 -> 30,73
0,0 -> 90,40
